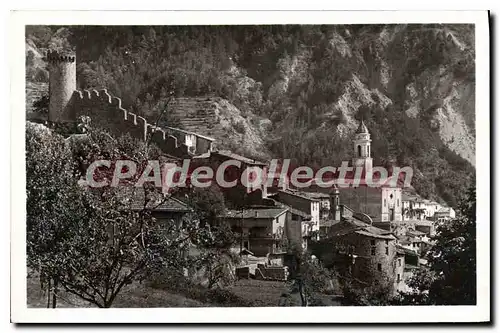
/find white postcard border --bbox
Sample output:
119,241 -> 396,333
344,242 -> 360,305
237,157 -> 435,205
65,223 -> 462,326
10,10 -> 490,323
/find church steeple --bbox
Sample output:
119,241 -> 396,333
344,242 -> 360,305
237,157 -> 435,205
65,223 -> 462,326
352,120 -> 373,174
356,119 -> 370,135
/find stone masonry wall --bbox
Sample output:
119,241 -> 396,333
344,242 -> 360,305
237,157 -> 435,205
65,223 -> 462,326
69,89 -> 192,158
47,50 -> 76,122
349,233 -> 397,286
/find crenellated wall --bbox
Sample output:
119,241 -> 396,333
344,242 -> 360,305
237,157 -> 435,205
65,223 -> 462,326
45,47 -> 216,157
69,88 -> 200,158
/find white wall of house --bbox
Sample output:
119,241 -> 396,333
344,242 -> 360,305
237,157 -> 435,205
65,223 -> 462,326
184,133 -> 197,150
310,201 -> 320,233
381,188 -> 403,222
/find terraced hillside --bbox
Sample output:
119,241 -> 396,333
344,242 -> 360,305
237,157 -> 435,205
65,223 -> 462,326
164,97 -> 270,160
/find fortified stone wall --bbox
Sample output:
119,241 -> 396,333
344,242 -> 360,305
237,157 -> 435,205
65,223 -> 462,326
69,89 -> 192,158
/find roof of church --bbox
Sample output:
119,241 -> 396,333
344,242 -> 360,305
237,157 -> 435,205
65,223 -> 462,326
356,120 -> 370,134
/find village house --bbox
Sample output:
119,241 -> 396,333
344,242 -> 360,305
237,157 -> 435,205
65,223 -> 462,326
220,207 -> 292,257
300,192 -> 331,220
128,189 -> 192,223
271,189 -> 321,240
434,207 -> 456,222
402,192 -> 452,222
192,149 -> 269,206
394,244 -> 420,293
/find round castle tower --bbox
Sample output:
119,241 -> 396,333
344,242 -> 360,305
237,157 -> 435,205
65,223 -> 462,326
47,50 -> 76,122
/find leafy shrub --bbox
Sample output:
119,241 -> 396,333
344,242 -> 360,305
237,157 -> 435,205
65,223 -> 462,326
233,120 -> 246,134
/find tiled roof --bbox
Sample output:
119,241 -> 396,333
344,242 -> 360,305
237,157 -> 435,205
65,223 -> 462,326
267,198 -> 312,219
300,192 -> 330,200
288,207 -> 311,219
328,218 -> 396,240
213,150 -> 267,166
222,207 -> 288,219
354,230 -> 395,240
406,230 -> 426,236
117,187 -> 191,212
278,189 -> 320,202
320,220 -> 340,228
396,244 -> 418,256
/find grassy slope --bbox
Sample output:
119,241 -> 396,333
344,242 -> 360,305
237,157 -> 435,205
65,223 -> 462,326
27,275 -> 209,308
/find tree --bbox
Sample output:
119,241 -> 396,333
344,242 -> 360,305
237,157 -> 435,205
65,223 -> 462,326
183,185 -> 226,228
26,122 -> 80,307
400,183 -> 476,305
26,122 -> 214,308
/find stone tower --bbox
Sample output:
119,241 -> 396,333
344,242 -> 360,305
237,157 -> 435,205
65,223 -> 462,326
329,185 -> 341,221
47,50 -> 76,122
352,120 -> 373,175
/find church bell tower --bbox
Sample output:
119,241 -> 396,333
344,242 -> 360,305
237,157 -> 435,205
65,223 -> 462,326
352,120 -> 373,175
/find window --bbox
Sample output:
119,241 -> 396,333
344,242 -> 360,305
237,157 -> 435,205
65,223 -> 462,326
367,146 -> 370,157
377,264 -> 382,271
371,247 -> 376,256
385,247 -> 389,255
370,240 -> 376,246
243,241 -> 249,249
357,145 -> 361,157
398,258 -> 402,267
384,199 -> 387,207
397,274 -> 401,283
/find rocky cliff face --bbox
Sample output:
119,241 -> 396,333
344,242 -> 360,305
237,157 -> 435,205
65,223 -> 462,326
264,25 -> 475,166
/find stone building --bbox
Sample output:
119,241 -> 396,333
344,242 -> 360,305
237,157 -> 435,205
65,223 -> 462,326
220,207 -> 291,257
434,207 -> 456,222
312,218 -> 399,291
402,192 -> 454,222
192,149 -> 269,207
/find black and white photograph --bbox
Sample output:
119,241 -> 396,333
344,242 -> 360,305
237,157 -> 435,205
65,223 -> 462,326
10,10 -> 490,323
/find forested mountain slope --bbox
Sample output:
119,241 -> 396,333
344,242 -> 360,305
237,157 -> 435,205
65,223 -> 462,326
25,25 -> 475,207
